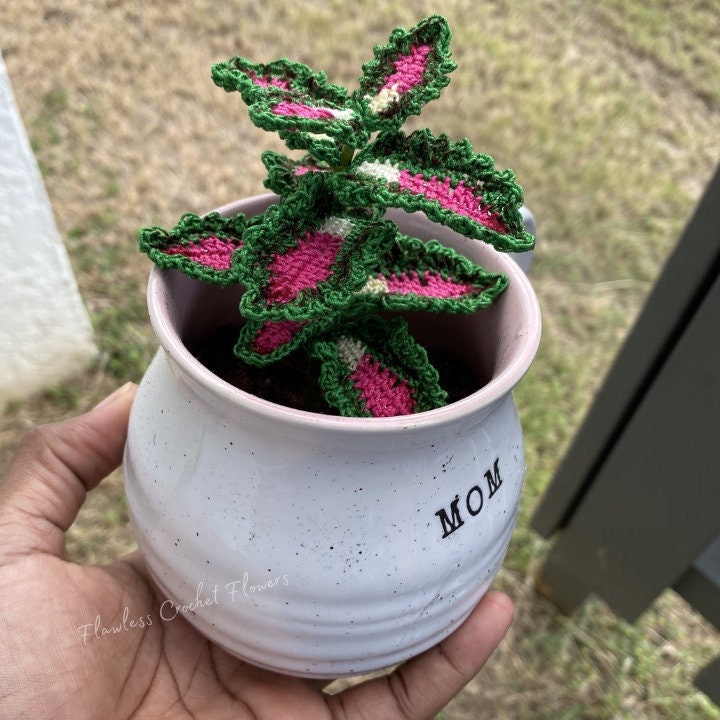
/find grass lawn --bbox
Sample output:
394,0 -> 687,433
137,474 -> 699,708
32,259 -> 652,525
1,1 -> 719,717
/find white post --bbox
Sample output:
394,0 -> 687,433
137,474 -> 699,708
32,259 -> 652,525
0,52 -> 97,410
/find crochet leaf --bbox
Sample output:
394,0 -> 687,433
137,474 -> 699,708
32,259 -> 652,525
351,15 -> 456,133
234,316 -> 333,366
309,315 -> 448,417
261,150 -> 329,197
351,129 -> 535,253
212,58 -> 366,166
138,212 -> 247,285
211,58 -> 346,105
237,175 -> 396,322
353,233 -> 508,314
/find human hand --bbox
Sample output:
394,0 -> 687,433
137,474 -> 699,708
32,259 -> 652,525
0,382 -> 513,719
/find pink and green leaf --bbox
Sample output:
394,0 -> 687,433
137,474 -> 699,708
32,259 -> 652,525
253,105 -> 366,167
138,212 -> 248,285
212,57 -> 348,107
353,233 -> 508,314
237,175 -> 396,322
234,316 -> 337,366
212,57 -> 366,166
309,316 -> 447,417
261,150 -> 330,197
351,15 -> 456,132
351,129 -> 534,253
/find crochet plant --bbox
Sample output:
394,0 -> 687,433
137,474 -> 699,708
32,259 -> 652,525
139,15 -> 534,418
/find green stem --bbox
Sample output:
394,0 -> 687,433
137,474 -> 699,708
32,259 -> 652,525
331,144 -> 355,172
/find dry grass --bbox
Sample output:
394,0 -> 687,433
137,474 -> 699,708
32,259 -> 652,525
1,1 -> 719,717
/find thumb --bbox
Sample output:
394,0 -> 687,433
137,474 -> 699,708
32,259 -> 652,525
0,382 -> 137,560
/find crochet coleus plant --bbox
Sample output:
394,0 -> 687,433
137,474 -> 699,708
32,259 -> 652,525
139,15 -> 534,418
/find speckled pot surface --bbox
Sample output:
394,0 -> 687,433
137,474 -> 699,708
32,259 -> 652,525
124,195 -> 541,678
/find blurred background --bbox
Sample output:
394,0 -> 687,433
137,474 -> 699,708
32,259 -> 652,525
1,1 -> 719,717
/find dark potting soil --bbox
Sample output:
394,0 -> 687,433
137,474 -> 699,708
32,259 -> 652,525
193,324 -> 479,414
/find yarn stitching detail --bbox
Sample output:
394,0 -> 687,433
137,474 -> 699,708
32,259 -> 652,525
309,316 -> 447,417
138,211 -> 248,286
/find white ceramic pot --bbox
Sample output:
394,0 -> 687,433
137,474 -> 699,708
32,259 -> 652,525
124,194 -> 541,678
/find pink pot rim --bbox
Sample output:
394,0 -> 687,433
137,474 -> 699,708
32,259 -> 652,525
147,194 -> 541,433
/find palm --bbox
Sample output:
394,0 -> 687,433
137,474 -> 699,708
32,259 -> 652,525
2,551 -> 329,718
0,384 -> 513,720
